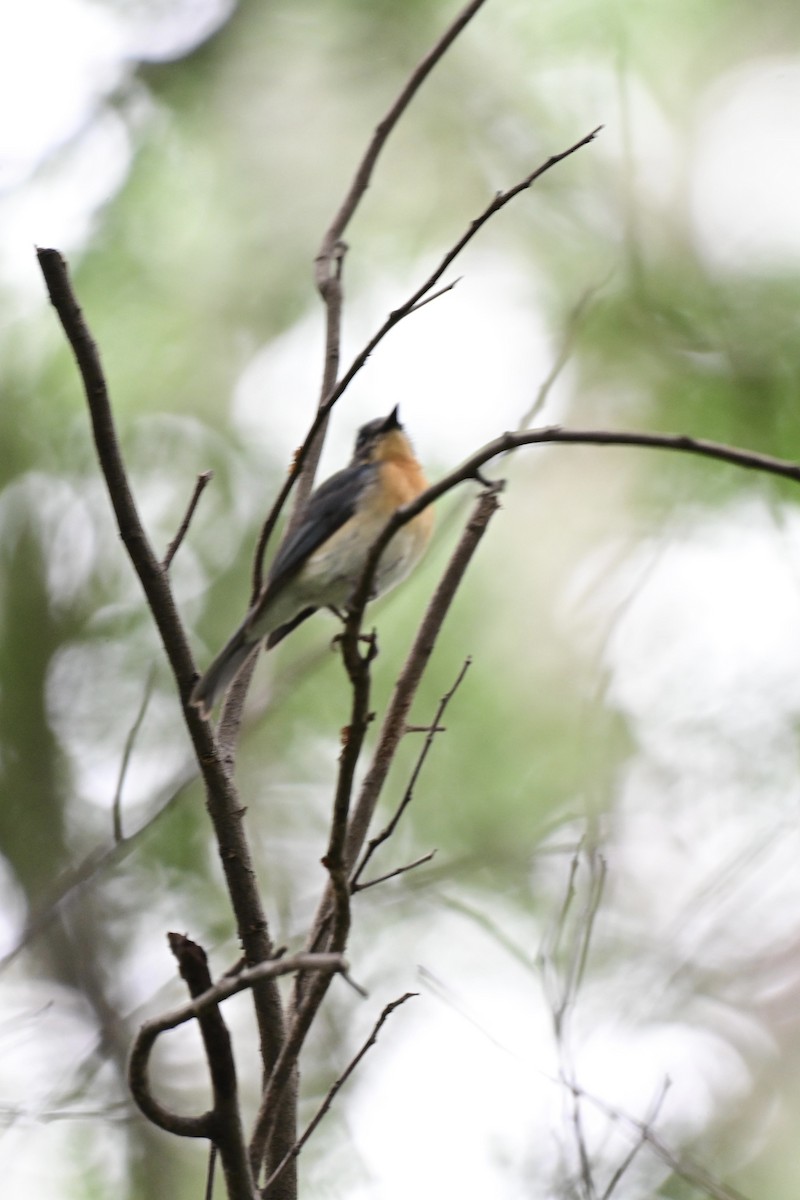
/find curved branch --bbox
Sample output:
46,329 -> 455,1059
344,423 -> 800,633
128,951 -> 346,1140
262,992 -> 417,1193
166,934 -> 255,1199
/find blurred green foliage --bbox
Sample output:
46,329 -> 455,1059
3,0 -> 800,1197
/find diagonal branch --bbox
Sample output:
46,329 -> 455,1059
351,657 -> 472,889
163,469 -> 214,570
353,851 -> 437,893
261,993 -> 417,1193
315,0 -> 490,288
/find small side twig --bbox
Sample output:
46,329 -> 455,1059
163,469 -> 214,570
351,657 -> 472,888
408,277 -> 462,314
353,851 -> 437,894
204,1146 -> 218,1200
261,993 -> 417,1194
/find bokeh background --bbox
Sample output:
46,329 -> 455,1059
3,1 -> 800,1196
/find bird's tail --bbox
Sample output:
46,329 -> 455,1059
189,626 -> 258,718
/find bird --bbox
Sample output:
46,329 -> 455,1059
190,406 -> 433,716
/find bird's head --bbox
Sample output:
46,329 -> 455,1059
352,406 -> 415,464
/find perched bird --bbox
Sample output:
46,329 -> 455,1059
190,406 -> 433,716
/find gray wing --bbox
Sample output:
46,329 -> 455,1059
262,461 -> 375,599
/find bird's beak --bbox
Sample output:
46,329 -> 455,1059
382,405 -> 401,431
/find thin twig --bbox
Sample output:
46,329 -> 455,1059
111,665 -> 155,843
353,851 -> 437,893
342,486 -> 504,877
132,952 -> 346,1040
334,419 -> 800,728
261,993 -> 417,1193
568,1080 -> 752,1200
0,760 -> 197,973
408,277 -> 462,313
599,1077 -> 670,1200
321,126 -> 603,423
128,953 -> 344,1146
316,0 -> 489,282
351,657 -> 472,888
163,469 -> 214,570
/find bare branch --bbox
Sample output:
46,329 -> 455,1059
0,761 -> 197,973
133,952 -> 346,1039
342,420 -> 800,671
262,993 -> 417,1194
351,657 -> 472,888
36,247 -> 295,1189
128,951 -> 344,1147
322,126 -> 602,420
163,469 -> 214,569
247,615 -> 380,1178
599,1077 -> 670,1200
316,0 -> 490,284
408,276 -> 461,314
